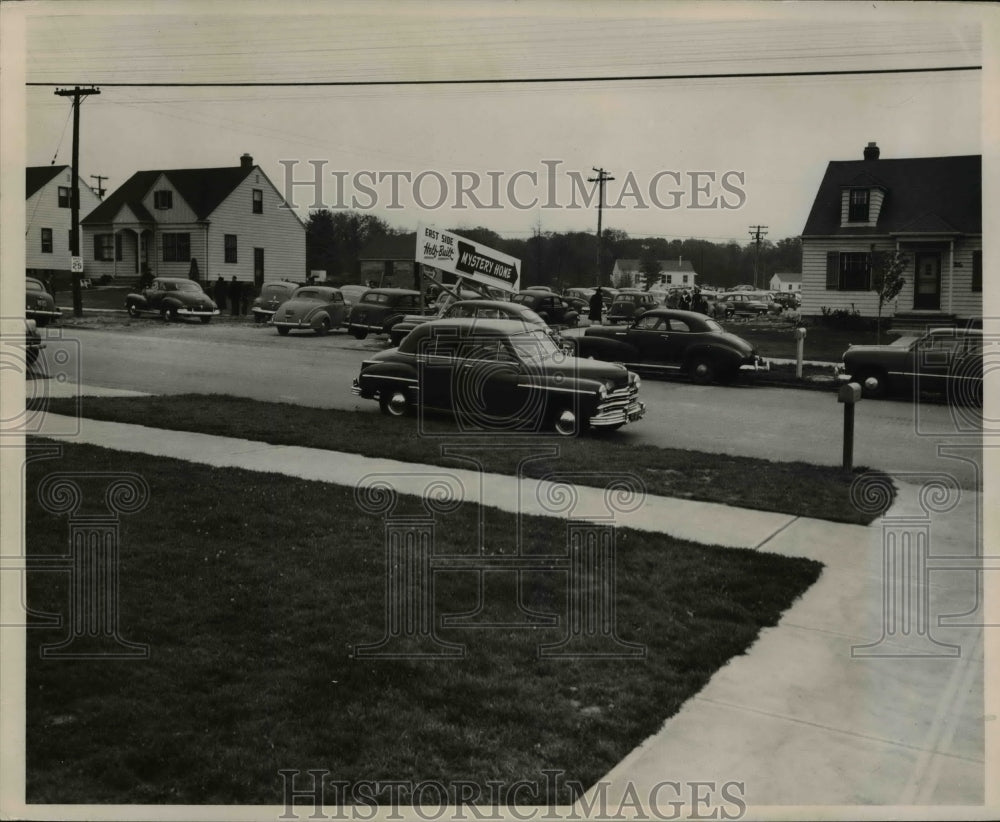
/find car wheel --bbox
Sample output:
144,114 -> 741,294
254,314 -> 264,324
351,328 -> 367,340
126,303 -> 140,318
552,407 -> 585,437
315,315 -> 331,336
199,316 -> 211,324
276,326 -> 290,336
379,390 -> 410,417
689,357 -> 716,385
854,369 -> 887,399
161,306 -> 176,322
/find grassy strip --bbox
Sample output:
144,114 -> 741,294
34,394 -> 889,524
26,441 -> 823,805
720,320 -> 901,361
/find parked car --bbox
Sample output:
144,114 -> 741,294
839,327 -> 984,404
510,290 -> 579,327
270,285 -> 348,336
251,280 -> 299,324
24,318 -> 44,368
773,292 -> 801,310
125,277 -> 219,323
346,288 -> 430,340
388,299 -> 548,347
25,277 -> 60,326
712,292 -> 772,319
352,318 -> 646,436
338,284 -> 370,307
605,290 -> 660,324
582,308 -> 767,384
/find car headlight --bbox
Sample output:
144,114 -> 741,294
598,383 -> 609,400
629,371 -> 640,389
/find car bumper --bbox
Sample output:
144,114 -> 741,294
176,308 -> 220,317
272,318 -> 315,329
740,356 -> 770,372
252,308 -> 279,318
590,399 -> 646,428
27,309 -> 62,320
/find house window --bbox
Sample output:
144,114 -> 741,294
57,187 -> 70,208
94,234 -> 115,261
972,250 -> 981,293
682,274 -> 689,284
848,189 -> 870,222
840,252 -> 871,290
252,189 -> 263,214
40,228 -> 53,253
162,233 -> 191,262
224,234 -> 238,264
154,190 -> 173,209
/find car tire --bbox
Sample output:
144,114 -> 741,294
276,326 -> 290,336
126,303 -> 140,318
254,314 -> 264,324
351,328 -> 367,340
689,357 -> 716,385
161,306 -> 177,322
315,315 -> 331,336
854,369 -> 887,399
378,390 -> 410,417
199,316 -> 211,324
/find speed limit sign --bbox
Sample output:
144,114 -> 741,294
70,256 -> 84,273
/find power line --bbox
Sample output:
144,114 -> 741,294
25,64 -> 980,88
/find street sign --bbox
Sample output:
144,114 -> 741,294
415,225 -> 520,293
70,256 -> 84,273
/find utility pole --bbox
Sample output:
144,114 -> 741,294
748,225 -> 768,289
90,174 -> 108,199
589,167 -> 614,286
55,86 -> 101,317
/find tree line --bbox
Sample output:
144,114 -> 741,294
306,209 -> 802,291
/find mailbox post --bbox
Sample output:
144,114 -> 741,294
794,326 -> 806,378
838,382 -> 862,470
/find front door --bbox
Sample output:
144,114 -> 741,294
913,253 -> 941,310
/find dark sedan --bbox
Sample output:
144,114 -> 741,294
26,277 -> 61,326
346,288 -> 430,340
582,308 -> 766,384
353,318 -> 645,436
510,291 -> 579,327
839,327 -> 984,404
251,280 -> 299,324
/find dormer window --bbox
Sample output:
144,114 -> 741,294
154,190 -> 173,209
848,188 -> 870,222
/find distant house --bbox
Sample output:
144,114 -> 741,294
800,143 -> 981,321
81,154 -> 304,287
357,232 -> 417,287
769,272 -> 802,293
612,258 -> 697,289
25,165 -> 102,280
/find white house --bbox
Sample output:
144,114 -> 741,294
612,258 -> 697,289
25,165 -> 102,279
769,272 -> 801,293
81,154 -> 305,287
800,143 -> 981,322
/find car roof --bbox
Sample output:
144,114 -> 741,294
154,277 -> 198,284
927,327 -> 982,337
419,317 -> 544,335
365,287 -> 420,295
642,308 -> 714,321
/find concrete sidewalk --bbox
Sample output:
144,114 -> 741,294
28,408 -> 986,812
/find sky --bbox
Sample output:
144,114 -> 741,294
4,0 -> 993,247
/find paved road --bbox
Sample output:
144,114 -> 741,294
31,322 -> 985,487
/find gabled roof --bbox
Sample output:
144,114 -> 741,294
615,258 -> 697,273
772,272 -> 802,282
26,165 -> 68,198
82,165 -> 256,225
802,154 -> 980,237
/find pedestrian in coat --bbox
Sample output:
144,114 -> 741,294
214,276 -> 227,313
588,288 -> 603,323
229,276 -> 241,316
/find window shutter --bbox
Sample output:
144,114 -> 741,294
866,251 -> 873,291
825,251 -> 839,290
93,235 -> 101,261
972,250 -> 982,293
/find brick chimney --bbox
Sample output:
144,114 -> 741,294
240,153 -> 254,169
863,142 -> 880,161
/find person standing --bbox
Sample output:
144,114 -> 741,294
229,276 -> 241,316
214,276 -> 227,313
588,288 -> 603,324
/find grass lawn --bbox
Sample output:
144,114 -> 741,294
720,319 -> 901,362
25,441 -> 823,805
34,394 -> 891,524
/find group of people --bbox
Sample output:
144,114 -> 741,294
212,275 -> 251,315
665,288 -> 709,314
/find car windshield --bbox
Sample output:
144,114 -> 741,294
264,284 -> 295,298
508,329 -> 561,363
26,279 -> 44,291
703,318 -> 723,332
362,293 -> 391,304
293,289 -> 323,300
168,281 -> 200,292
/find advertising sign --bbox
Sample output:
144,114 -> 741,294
415,225 -> 520,293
